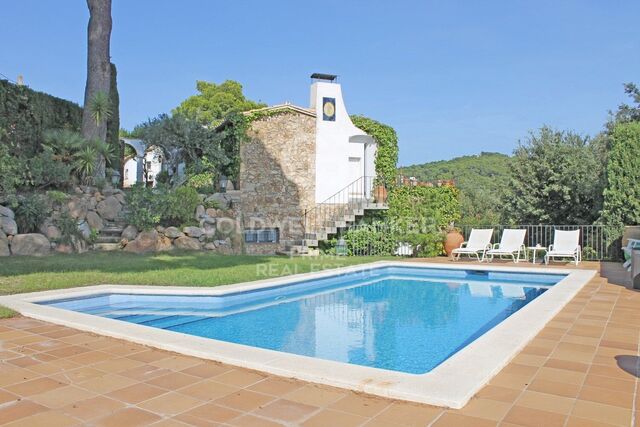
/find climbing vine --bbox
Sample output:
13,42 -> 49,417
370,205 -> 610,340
350,115 -> 399,185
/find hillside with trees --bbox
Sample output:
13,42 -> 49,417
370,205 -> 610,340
398,152 -> 511,224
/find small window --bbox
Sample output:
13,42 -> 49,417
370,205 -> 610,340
244,228 -> 279,243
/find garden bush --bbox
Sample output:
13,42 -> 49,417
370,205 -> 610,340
125,184 -> 161,231
14,193 -> 51,233
160,186 -> 201,226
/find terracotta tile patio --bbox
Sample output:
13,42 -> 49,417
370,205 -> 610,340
0,261 -> 638,426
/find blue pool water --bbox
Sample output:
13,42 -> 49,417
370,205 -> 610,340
39,266 -> 563,374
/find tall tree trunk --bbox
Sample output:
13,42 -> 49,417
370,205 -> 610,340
81,0 -> 112,180
106,62 -> 122,187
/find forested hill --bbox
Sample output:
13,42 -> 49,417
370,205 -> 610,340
398,152 -> 511,224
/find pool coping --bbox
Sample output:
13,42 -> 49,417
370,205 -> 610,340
0,261 -> 596,409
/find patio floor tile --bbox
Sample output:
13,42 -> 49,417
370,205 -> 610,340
0,260 -> 637,426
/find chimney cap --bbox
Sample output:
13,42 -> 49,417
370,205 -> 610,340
310,73 -> 338,82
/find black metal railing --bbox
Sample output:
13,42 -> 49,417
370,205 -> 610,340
458,224 -> 620,261
303,176 -> 389,240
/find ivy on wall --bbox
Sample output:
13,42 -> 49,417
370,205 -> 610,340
386,185 -> 461,256
350,115 -> 399,185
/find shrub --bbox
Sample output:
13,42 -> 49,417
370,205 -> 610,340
56,210 -> 84,245
186,172 -> 215,193
160,186 -> 201,226
203,198 -> 221,210
14,193 -> 51,233
125,184 -> 161,231
46,190 -> 68,206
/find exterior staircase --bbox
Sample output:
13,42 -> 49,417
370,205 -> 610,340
93,208 -> 129,251
279,176 -> 388,256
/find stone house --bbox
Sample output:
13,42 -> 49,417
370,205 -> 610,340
229,74 -> 387,255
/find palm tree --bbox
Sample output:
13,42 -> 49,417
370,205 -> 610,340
81,0 -> 112,180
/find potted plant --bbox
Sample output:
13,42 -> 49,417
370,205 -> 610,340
373,178 -> 388,203
443,223 -> 464,257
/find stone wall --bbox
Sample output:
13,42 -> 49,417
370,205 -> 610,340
239,111 -> 316,254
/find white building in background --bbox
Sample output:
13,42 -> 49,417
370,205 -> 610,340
121,138 -> 164,188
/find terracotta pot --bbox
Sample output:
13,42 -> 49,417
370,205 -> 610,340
373,185 -> 388,203
444,230 -> 464,257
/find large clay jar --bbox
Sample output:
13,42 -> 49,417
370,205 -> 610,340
444,230 -> 465,256
373,185 -> 388,203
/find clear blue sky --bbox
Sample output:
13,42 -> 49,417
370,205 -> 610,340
1,1 -> 638,165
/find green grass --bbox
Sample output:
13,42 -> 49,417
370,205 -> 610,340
0,306 -> 17,318
0,252 -> 390,295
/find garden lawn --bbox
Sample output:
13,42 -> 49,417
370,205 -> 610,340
0,252 -> 390,295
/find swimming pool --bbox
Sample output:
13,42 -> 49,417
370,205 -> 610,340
38,266 -> 559,374
0,262 -> 596,407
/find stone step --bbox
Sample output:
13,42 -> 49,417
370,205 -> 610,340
96,236 -> 121,244
93,243 -> 120,251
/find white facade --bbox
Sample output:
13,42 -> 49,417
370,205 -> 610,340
122,146 -> 163,188
310,81 -> 377,202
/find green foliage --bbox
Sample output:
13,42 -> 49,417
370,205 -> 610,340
611,82 -> 640,125
600,122 -> 640,233
0,142 -> 24,200
174,80 -> 266,125
387,185 -> 461,230
341,223 -> 397,256
125,184 -> 161,230
186,172 -> 215,193
88,91 -> 112,126
159,186 -> 201,226
56,210 -> 83,245
43,130 -> 115,184
125,184 -> 201,230
399,152 -> 511,225
14,193 -> 51,233
0,79 -> 82,158
46,190 -> 69,206
203,199 -> 221,210
502,127 -> 605,225
351,115 -> 398,185
135,114 -> 231,184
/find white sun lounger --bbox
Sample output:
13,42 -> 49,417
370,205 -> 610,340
451,228 -> 493,262
545,229 -> 581,265
486,229 -> 526,263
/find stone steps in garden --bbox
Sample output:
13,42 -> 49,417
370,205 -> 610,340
93,243 -> 120,251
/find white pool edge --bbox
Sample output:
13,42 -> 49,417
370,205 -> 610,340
0,261 -> 596,409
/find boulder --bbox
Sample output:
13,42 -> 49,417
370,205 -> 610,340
96,196 -> 122,220
77,220 -> 91,240
156,235 -> 173,252
114,193 -> 126,205
0,217 -> 18,235
164,227 -> 184,239
0,234 -> 9,256
85,211 -> 104,231
124,230 -> 160,253
88,197 -> 98,210
55,243 -> 74,254
67,198 -> 88,220
204,242 -> 216,250
174,236 -> 201,251
204,193 -> 229,210
195,205 -> 205,219
10,234 -> 50,256
156,225 -> 166,233
121,225 -> 138,240
205,208 -> 220,217
183,226 -> 203,238
45,225 -> 61,240
0,205 -> 15,219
